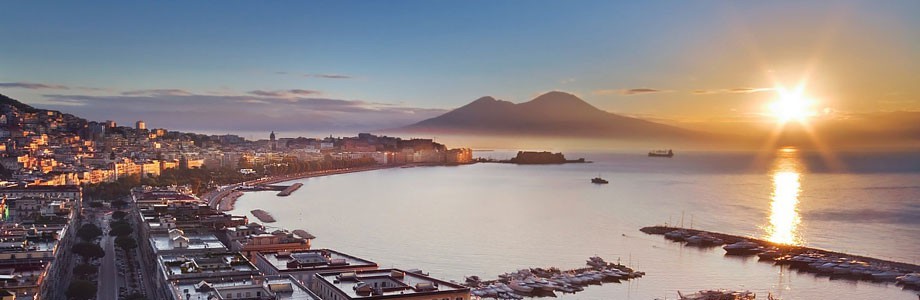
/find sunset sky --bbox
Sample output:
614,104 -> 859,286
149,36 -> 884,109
1,1 -> 917,135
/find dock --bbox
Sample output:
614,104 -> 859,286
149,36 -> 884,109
641,226 -> 920,289
464,256 -> 644,299
277,183 -> 303,196
250,209 -> 276,223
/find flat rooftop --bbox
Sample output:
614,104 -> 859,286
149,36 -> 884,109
149,231 -> 227,253
315,269 -> 469,299
158,252 -> 259,280
259,249 -> 377,272
172,275 -> 319,300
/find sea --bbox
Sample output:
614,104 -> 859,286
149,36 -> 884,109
230,149 -> 920,299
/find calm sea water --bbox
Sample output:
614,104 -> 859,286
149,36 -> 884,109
231,150 -> 920,299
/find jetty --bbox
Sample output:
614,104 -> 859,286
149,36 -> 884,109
251,209 -> 276,223
464,256 -> 644,299
277,182 -> 303,196
641,226 -> 920,289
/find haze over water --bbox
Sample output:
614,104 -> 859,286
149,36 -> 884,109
232,150 -> 920,299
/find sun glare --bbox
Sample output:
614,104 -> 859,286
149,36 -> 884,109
768,88 -> 817,123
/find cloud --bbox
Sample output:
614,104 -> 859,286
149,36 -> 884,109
313,74 -> 351,79
121,89 -> 193,96
275,72 -> 353,79
39,90 -> 446,133
1,82 -> 70,90
247,89 -> 321,97
594,88 -> 668,96
693,87 -> 774,95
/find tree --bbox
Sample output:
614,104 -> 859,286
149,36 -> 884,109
76,224 -> 103,241
71,242 -> 105,261
66,280 -> 97,300
112,210 -> 127,220
72,263 -> 98,279
109,221 -> 133,236
115,236 -> 137,251
111,199 -> 127,208
124,293 -> 148,300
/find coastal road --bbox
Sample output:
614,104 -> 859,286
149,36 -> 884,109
97,214 -> 118,300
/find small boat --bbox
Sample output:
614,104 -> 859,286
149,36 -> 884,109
897,273 -> 920,287
678,290 -> 755,300
723,241 -> 763,255
591,177 -> 609,184
871,270 -> 905,281
648,149 -> 674,157
508,280 -> 534,293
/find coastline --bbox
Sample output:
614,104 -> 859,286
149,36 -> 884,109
206,164 -> 410,211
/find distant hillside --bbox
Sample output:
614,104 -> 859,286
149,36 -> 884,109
0,93 -> 39,113
391,91 -> 699,140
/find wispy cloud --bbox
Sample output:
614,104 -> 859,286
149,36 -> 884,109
313,74 -> 351,79
121,89 -> 193,96
0,82 -> 110,92
594,88 -> 668,96
1,82 -> 71,90
275,71 -> 353,79
248,89 -> 322,97
692,87 -> 774,95
39,90 -> 445,132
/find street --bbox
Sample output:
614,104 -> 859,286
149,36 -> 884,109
96,214 -> 118,300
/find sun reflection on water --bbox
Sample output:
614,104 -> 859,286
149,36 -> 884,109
766,148 -> 804,245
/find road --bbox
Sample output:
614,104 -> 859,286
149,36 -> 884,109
97,214 -> 118,300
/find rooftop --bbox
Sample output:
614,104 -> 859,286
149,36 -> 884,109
172,275 -> 319,300
158,252 -> 259,280
258,249 -> 376,273
149,230 -> 227,253
315,269 -> 469,299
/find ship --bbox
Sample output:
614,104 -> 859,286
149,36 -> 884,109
648,149 -> 674,157
591,177 -> 609,184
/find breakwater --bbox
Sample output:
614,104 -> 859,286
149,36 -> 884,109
277,183 -> 303,196
641,226 -> 920,289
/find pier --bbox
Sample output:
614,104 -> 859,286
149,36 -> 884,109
276,183 -> 303,196
251,209 -> 276,223
464,256 -> 644,299
641,226 -> 920,289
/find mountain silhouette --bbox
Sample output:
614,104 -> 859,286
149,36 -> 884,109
393,91 -> 697,139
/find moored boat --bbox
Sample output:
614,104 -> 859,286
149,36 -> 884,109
722,241 -> 763,255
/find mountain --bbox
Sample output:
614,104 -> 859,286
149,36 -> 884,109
391,91 -> 699,140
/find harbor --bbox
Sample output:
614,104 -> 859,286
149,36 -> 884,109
641,226 -> 920,290
464,256 -> 644,299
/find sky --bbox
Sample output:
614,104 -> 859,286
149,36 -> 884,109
1,1 -> 918,137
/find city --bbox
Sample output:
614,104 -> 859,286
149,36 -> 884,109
1,2 -> 918,300
0,95 -> 474,299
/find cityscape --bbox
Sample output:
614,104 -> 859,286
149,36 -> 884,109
1,1 -> 918,300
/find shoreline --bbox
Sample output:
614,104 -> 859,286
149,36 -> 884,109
207,164 -> 422,211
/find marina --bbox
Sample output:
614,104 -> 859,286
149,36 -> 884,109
641,226 -> 920,290
465,256 -> 644,299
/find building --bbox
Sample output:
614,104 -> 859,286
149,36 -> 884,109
154,252 -> 261,294
313,269 -> 471,300
0,185 -> 81,201
253,249 -> 377,287
168,275 -> 320,300
223,223 -> 313,261
136,120 -> 146,130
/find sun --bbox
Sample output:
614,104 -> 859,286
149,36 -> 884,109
768,87 -> 817,123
